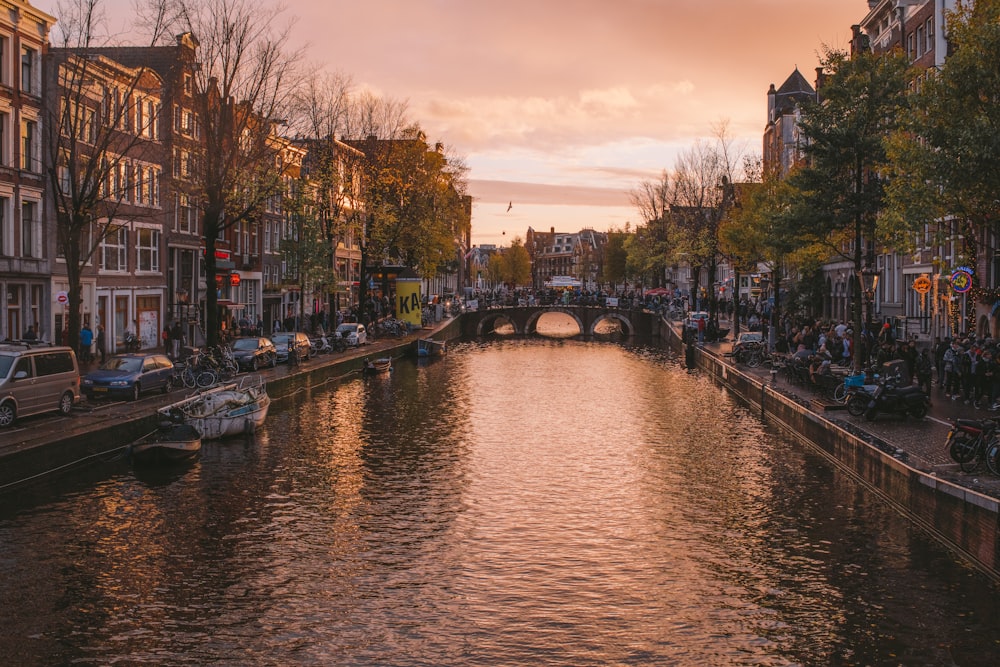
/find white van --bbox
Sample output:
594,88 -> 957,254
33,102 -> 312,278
0,344 -> 80,427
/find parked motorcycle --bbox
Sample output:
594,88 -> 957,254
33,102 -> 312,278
309,331 -> 332,356
863,374 -> 930,421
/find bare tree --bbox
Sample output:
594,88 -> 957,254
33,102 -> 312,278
172,0 -> 302,346
45,0 -> 168,354
664,124 -> 743,321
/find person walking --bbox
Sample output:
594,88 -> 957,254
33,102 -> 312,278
79,323 -> 94,363
96,324 -> 106,363
171,321 -> 182,359
915,348 -> 933,397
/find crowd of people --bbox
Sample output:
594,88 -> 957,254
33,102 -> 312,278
733,311 -> 1000,411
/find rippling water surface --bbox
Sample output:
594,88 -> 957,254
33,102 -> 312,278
1,339 -> 999,666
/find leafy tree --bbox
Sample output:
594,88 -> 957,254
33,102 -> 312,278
721,160 -> 820,344
601,228 -> 629,287
884,0 -> 1000,290
789,46 -> 910,369
280,160 -> 332,330
481,240 -> 531,289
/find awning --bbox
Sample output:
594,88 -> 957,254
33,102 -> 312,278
217,300 -> 246,310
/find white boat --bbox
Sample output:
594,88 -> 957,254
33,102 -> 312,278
160,375 -> 270,440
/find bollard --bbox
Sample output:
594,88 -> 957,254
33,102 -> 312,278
770,369 -> 778,386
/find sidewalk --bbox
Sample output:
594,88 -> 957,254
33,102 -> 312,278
696,326 -> 1000,500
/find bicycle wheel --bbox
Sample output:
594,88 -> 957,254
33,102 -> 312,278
949,434 -> 978,464
984,438 -> 1000,476
960,443 -> 983,473
846,393 -> 869,417
196,370 -> 218,388
833,382 -> 848,402
746,350 -> 763,368
182,367 -> 197,388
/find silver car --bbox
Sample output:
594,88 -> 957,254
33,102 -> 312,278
335,323 -> 367,346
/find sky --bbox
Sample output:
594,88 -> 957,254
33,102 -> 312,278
36,0 -> 868,248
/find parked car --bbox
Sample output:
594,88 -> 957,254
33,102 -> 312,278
0,344 -> 80,427
335,323 -> 367,347
271,332 -> 311,363
231,337 -> 277,371
81,353 -> 174,401
733,331 -> 763,350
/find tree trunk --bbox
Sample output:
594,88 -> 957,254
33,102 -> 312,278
204,231 -> 219,348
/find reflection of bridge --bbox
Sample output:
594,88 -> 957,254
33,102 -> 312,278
459,305 -> 661,338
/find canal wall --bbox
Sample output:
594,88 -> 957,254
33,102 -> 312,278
0,324 -> 463,492
659,320 -> 1000,580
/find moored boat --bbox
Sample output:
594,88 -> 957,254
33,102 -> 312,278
415,338 -> 446,357
363,357 -> 392,377
130,422 -> 202,465
160,375 -> 270,440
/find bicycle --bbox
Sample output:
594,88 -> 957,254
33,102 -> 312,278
946,417 -> 1000,474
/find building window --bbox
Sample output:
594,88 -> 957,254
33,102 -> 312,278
926,18 -> 934,54
0,110 -> 6,166
20,200 -> 38,257
20,46 -> 35,94
101,225 -> 127,271
0,196 -> 8,256
177,193 -> 197,233
0,35 -> 7,86
21,118 -> 36,171
137,227 -> 159,271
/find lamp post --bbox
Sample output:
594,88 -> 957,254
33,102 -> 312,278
858,265 -> 880,363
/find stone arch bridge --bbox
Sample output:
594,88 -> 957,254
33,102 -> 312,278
459,305 -> 661,338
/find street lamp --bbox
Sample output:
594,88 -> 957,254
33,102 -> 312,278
858,265 -> 880,361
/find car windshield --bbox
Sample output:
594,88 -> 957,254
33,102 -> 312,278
0,355 -> 14,378
101,357 -> 142,372
233,339 -> 258,351
337,325 -> 357,334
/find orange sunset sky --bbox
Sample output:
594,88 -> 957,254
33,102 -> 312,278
37,0 -> 869,247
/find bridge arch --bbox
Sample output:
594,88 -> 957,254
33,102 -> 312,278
524,308 -> 585,336
476,311 -> 523,336
462,305 -> 657,340
589,312 -> 634,337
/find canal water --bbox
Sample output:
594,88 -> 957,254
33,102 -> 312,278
1,338 -> 999,666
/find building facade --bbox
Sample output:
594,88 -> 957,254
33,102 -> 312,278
0,0 -> 54,342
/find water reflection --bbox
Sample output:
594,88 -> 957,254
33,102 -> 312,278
0,340 -> 998,666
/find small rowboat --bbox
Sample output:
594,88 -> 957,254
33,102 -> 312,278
363,357 -> 392,377
130,422 -> 202,465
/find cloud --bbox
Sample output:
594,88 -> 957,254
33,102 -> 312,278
469,179 -> 631,208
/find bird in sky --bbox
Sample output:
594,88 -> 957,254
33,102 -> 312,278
506,201 -> 512,212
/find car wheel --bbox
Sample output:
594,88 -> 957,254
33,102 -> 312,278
270,354 -> 277,368
250,358 -> 258,372
131,384 -> 141,401
58,392 -> 74,416
162,378 -> 171,394
0,401 -> 15,427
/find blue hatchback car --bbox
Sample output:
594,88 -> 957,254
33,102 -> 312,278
81,353 -> 174,401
